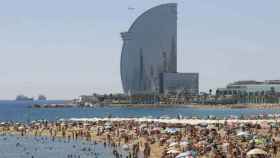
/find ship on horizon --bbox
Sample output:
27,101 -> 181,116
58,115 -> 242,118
15,95 -> 34,101
38,94 -> 47,101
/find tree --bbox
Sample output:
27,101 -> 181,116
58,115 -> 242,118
270,87 -> 276,95
216,89 -> 220,96
209,89 -> 212,96
270,87 -> 276,103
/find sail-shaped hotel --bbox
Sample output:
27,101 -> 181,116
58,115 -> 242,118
120,3 -> 199,96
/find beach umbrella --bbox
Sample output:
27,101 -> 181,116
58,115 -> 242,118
167,146 -> 177,151
169,142 -> 178,147
139,118 -> 148,122
180,141 -> 190,146
59,118 -> 65,121
0,122 -> 6,126
83,123 -> 90,126
199,122 -> 208,128
18,126 -> 25,130
60,122 -> 66,126
176,152 -> 189,158
122,144 -> 130,150
255,139 -> 264,145
165,128 -> 171,133
35,123 -> 41,126
237,131 -> 250,137
165,128 -> 178,134
175,151 -> 196,158
105,125 -> 112,129
160,115 -> 171,119
250,139 -> 264,145
167,149 -> 180,154
105,122 -> 112,126
104,122 -> 112,129
247,148 -> 267,156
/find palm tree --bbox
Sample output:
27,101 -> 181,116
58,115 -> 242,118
236,90 -> 242,104
209,89 -> 212,96
244,91 -> 248,104
271,87 -> 276,94
216,89 -> 220,96
260,91 -> 265,104
270,87 -> 276,103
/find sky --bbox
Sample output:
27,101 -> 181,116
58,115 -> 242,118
0,0 -> 280,100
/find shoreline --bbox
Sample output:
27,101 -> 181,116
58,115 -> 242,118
29,102 -> 280,109
2,116 -> 280,158
107,103 -> 280,109
68,117 -> 280,125
0,120 -> 164,158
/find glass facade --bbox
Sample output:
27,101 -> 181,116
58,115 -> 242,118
216,80 -> 280,104
160,73 -> 199,95
120,3 -> 178,95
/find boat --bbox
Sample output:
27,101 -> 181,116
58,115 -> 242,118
38,95 -> 47,101
15,95 -> 34,101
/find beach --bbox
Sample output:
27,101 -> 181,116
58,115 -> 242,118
1,114 -> 280,158
107,103 -> 280,109
0,134 -> 122,158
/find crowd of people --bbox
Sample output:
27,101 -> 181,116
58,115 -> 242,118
1,114 -> 280,158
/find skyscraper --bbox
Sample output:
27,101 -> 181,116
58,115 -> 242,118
138,48 -> 144,91
121,3 -> 199,95
121,3 -> 177,94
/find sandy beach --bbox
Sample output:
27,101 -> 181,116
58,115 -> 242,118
1,115 -> 280,158
106,103 -> 280,109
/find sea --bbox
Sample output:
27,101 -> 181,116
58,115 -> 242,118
1,100 -> 280,122
0,134 -> 129,158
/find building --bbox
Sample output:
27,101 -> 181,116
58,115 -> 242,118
216,80 -> 280,104
120,3 -> 199,97
121,3 -> 177,95
160,73 -> 199,95
78,95 -> 100,105
217,80 -> 280,95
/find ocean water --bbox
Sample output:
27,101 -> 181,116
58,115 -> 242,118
1,100 -> 280,122
0,134 -> 128,158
